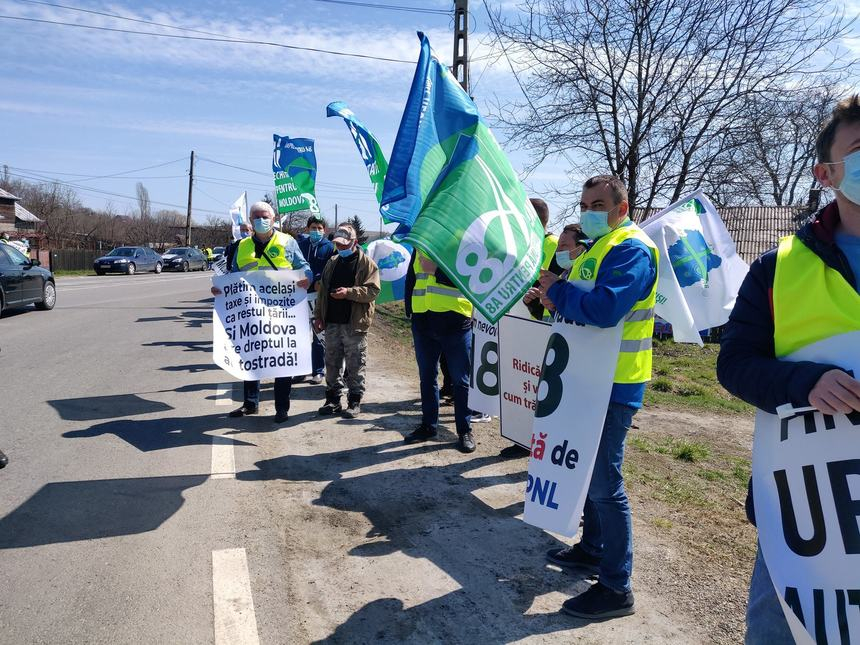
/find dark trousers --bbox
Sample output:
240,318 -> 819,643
411,321 -> 472,435
311,332 -> 325,376
243,377 -> 292,414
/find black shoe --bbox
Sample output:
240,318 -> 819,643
561,582 -> 635,619
229,404 -> 258,418
0,450 -> 7,469
273,410 -> 289,424
546,543 -> 601,572
458,432 -> 476,453
318,401 -> 342,415
404,424 -> 438,444
342,398 -> 361,419
500,444 -> 530,459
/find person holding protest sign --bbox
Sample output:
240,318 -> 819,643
298,214 -> 336,384
537,175 -> 658,620
314,224 -> 380,419
524,223 -> 589,321
403,249 -> 476,453
211,201 -> 312,423
717,96 -> 860,644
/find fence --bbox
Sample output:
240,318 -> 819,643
50,249 -> 99,272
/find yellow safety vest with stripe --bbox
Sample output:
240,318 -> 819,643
568,221 -> 659,384
541,233 -> 559,271
411,252 -> 473,317
773,235 -> 860,357
233,232 -> 294,272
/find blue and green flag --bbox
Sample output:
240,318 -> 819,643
364,237 -> 412,304
326,101 -> 389,205
381,33 -> 543,323
272,135 -> 319,214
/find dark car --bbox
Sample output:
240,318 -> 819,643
0,243 -> 56,316
161,247 -> 208,272
94,246 -> 163,275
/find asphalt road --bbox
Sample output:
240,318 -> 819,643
0,272 -> 290,645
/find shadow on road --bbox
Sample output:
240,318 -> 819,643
160,363 -> 220,374
143,339 -> 212,353
62,413 -> 255,453
0,474 -> 208,549
48,394 -> 173,421
236,440 -> 590,642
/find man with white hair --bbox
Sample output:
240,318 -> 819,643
212,201 -> 312,423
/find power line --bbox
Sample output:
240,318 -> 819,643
0,14 -> 417,64
311,0 -> 451,14
5,159 -> 187,181
195,158 -> 376,192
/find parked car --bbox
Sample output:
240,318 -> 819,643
94,246 -> 163,275
213,246 -> 226,262
0,243 -> 56,315
161,247 -> 208,272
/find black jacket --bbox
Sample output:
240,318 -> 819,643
716,200 -> 854,523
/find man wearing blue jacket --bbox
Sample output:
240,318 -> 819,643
298,214 -> 336,383
538,175 -> 658,620
717,95 -> 860,644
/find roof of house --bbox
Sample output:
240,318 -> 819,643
0,187 -> 20,201
633,205 -> 806,264
14,203 -> 41,222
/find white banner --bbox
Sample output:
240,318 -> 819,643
498,314 -> 552,448
524,319 -> 623,536
230,192 -> 248,242
212,270 -> 312,380
469,313 -> 501,417
641,190 -> 748,345
753,332 -> 860,645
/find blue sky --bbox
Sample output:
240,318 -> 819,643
1,0 -> 858,231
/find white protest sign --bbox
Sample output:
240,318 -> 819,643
469,312 -> 501,417
524,319 -> 623,536
753,331 -> 860,645
212,270 -> 312,380
498,314 -> 552,448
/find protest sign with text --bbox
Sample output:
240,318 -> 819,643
498,314 -> 552,448
469,312 -> 501,417
753,332 -> 860,645
212,270 -> 312,380
524,319 -> 623,535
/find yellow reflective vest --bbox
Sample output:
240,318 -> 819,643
568,222 -> 659,384
773,235 -> 860,357
233,232 -> 294,272
541,233 -> 559,271
411,251 -> 473,317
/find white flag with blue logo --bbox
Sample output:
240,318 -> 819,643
641,190 -> 749,345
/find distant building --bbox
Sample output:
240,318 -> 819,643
0,187 -> 42,234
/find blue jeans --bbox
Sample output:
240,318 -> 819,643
311,332 -> 325,376
580,402 -> 636,593
411,322 -> 472,435
244,377 -> 292,414
745,543 -> 793,644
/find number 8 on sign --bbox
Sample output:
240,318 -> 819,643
536,333 -> 570,418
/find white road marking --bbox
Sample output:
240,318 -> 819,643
57,274 -> 210,291
210,432 -> 236,479
212,548 -> 260,645
215,383 -> 236,406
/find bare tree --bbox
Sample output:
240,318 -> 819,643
488,0 -> 853,212
136,182 -> 151,220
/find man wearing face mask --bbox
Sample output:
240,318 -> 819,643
211,201 -> 312,423
314,224 -> 380,419
537,175 -> 658,620
298,214 -> 336,384
524,222 -> 589,320
717,95 -> 860,643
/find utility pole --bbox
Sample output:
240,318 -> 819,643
334,203 -> 338,228
184,150 -> 194,246
453,0 -> 469,94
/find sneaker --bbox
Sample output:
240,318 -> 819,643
229,404 -> 258,418
311,373 -> 325,384
342,400 -> 361,419
467,413 -> 492,423
273,410 -> 289,424
318,401 -> 342,415
560,582 -> 635,619
0,449 -> 7,469
458,432 -> 476,453
546,543 -> 601,572
404,424 -> 438,444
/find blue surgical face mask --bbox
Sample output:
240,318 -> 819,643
555,249 -> 573,270
338,246 -> 355,258
309,230 -> 324,243
579,210 -> 612,240
252,217 -> 272,234
827,149 -> 860,206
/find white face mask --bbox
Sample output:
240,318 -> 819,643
555,249 -> 573,270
